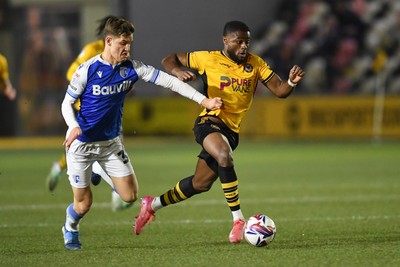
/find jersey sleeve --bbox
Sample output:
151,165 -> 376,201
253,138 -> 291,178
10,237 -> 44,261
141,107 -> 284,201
257,56 -> 275,85
67,61 -> 89,99
0,54 -> 9,82
131,59 -> 206,104
131,59 -> 161,83
187,51 -> 209,74
61,93 -> 79,129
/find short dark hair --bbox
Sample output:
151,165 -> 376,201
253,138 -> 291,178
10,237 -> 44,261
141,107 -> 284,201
103,16 -> 135,38
96,15 -> 118,37
223,21 -> 250,36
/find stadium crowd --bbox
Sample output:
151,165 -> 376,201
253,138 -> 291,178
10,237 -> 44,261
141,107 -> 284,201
251,0 -> 400,95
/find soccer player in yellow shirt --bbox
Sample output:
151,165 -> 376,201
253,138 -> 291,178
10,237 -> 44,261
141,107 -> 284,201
46,15 -> 130,211
0,53 -> 17,101
134,21 -> 305,243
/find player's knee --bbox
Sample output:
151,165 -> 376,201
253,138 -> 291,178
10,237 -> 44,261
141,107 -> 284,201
215,150 -> 234,167
120,192 -> 138,203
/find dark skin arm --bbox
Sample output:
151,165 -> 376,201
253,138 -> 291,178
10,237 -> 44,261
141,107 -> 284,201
161,53 -> 197,82
162,53 -> 305,98
161,53 -> 222,110
266,65 -> 305,98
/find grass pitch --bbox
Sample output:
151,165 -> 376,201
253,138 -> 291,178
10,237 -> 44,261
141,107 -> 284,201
0,137 -> 399,267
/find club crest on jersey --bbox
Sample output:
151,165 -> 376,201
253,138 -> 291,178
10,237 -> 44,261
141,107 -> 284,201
120,67 -> 129,78
244,64 -> 253,73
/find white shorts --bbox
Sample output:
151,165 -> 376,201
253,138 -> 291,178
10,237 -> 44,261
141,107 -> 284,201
66,136 -> 134,188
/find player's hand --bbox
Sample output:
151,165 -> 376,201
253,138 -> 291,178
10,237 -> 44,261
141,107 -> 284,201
288,65 -> 305,84
4,85 -> 16,101
174,70 -> 197,82
63,127 -> 82,150
201,97 -> 223,110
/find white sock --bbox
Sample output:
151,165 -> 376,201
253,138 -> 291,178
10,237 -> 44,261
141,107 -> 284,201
232,210 -> 245,221
151,197 -> 163,212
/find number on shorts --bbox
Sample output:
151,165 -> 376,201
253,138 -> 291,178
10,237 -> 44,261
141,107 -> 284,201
117,150 -> 129,164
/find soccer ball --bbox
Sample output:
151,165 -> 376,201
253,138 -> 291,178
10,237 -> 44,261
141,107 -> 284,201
244,214 -> 276,247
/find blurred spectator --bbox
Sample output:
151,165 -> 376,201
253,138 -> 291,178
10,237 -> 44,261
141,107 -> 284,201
0,53 -> 17,101
251,0 -> 400,95
18,8 -> 72,135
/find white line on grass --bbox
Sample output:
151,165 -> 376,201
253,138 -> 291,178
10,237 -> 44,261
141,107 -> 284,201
1,194 -> 400,228
0,194 -> 399,211
0,214 -> 399,229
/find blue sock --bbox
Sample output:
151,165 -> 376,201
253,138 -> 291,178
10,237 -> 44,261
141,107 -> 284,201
65,203 -> 82,232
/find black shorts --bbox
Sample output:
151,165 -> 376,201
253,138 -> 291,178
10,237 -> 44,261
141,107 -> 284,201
193,116 -> 239,172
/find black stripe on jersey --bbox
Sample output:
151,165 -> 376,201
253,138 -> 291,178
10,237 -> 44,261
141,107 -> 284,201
201,72 -> 208,97
186,53 -> 191,68
261,72 -> 275,85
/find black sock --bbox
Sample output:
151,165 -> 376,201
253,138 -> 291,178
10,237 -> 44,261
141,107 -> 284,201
219,166 -> 240,211
159,175 -> 198,206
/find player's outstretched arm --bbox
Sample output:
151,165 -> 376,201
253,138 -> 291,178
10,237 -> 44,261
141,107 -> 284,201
135,59 -> 222,110
162,53 -> 196,82
266,65 -> 305,98
161,53 -> 222,110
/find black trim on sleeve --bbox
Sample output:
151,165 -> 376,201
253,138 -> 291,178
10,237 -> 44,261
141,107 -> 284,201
261,72 -> 275,85
186,53 -> 191,68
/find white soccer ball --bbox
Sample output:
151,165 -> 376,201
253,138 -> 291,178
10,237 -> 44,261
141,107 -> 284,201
244,214 -> 276,247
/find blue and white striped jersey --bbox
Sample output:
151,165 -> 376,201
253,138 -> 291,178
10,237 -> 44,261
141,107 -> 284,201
67,55 -> 160,142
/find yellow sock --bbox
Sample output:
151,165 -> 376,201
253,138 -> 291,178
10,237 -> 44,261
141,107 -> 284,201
58,154 -> 67,170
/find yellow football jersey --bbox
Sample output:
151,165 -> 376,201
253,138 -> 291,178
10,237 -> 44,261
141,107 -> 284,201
66,39 -> 105,81
66,39 -> 104,110
0,53 -> 10,90
187,51 -> 275,133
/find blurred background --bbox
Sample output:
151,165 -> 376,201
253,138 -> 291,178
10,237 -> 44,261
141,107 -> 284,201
0,0 -> 399,140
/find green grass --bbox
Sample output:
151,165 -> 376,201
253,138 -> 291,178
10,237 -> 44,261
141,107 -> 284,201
0,138 -> 399,267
